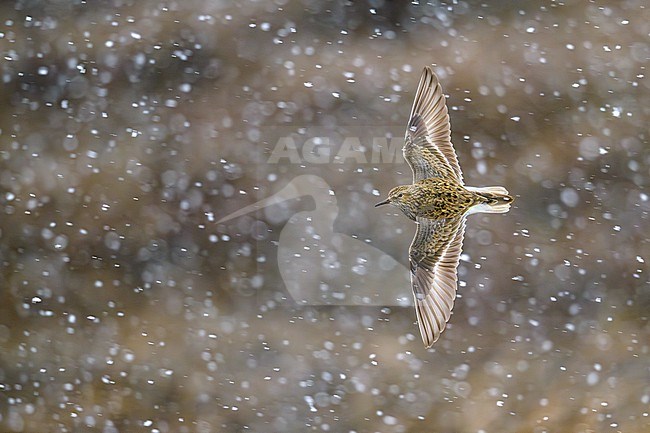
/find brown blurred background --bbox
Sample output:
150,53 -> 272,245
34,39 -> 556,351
1,1 -> 649,432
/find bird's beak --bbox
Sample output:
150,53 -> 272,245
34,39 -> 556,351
374,198 -> 390,207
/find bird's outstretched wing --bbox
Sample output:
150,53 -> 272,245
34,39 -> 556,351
409,214 -> 467,348
403,66 -> 463,184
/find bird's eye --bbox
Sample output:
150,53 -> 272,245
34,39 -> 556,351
397,193 -> 403,198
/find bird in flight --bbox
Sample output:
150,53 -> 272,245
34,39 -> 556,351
375,66 -> 513,348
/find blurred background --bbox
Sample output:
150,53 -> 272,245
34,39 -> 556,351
1,0 -> 649,432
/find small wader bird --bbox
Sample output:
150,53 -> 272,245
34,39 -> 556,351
375,66 -> 514,348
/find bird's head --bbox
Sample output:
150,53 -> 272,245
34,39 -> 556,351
375,185 -> 417,218
375,185 -> 412,207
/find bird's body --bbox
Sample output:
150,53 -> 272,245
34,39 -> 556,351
376,66 -> 513,348
382,177 -> 509,221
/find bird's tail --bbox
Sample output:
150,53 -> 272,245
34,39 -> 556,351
466,186 -> 514,214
